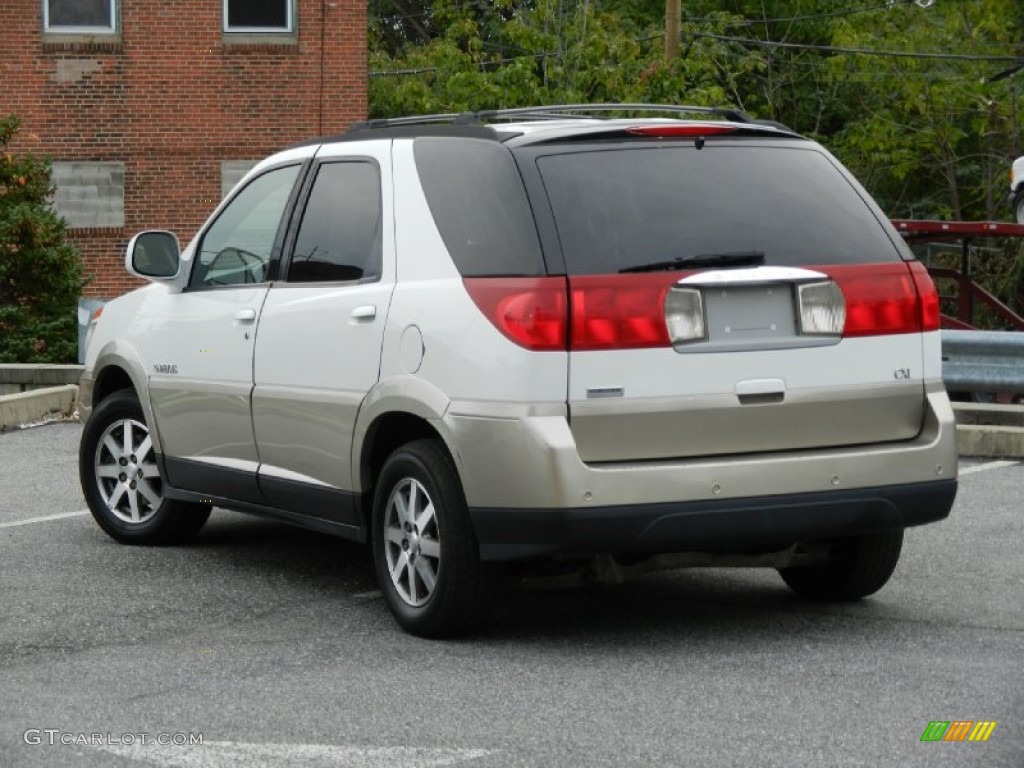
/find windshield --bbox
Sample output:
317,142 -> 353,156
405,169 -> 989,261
534,144 -> 902,275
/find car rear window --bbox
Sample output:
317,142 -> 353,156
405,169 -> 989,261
414,137 -> 546,276
534,144 -> 902,275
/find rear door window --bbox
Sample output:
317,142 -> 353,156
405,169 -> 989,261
534,144 -> 901,275
287,160 -> 382,283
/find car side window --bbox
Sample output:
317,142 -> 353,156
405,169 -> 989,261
287,161 -> 382,283
189,164 -> 301,289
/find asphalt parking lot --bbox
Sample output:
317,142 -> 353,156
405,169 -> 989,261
1,421 -> 1022,767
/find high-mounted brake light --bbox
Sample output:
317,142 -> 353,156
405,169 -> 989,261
625,125 -> 738,138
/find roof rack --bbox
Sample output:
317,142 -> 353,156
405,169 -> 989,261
349,103 -> 753,132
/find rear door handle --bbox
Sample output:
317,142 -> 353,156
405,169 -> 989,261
234,309 -> 257,323
351,305 -> 377,322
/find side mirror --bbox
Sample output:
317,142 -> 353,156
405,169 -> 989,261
126,231 -> 180,281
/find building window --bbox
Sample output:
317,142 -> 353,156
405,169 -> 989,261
224,0 -> 293,33
43,0 -> 117,34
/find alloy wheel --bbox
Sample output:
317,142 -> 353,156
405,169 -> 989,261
93,417 -> 162,524
383,477 -> 442,607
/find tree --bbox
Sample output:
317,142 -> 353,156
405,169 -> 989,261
369,0 -> 755,117
0,115 -> 87,363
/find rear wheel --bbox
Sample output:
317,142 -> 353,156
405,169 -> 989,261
778,530 -> 904,601
80,390 -> 210,545
372,439 -> 501,638
1015,192 -> 1024,224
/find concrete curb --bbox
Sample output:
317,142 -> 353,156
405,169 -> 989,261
954,404 -> 1024,459
0,364 -> 84,396
0,385 -> 79,432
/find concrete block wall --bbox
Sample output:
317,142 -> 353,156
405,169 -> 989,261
52,161 -> 126,228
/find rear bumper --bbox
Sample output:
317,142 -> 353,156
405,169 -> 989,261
440,380 -> 959,561
470,478 -> 956,561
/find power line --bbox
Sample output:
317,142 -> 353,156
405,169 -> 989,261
692,32 -> 1022,63
369,23 -> 1022,79
722,1 -> 908,27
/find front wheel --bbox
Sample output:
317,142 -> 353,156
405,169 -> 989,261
778,530 -> 904,601
79,390 -> 210,545
372,439 -> 501,638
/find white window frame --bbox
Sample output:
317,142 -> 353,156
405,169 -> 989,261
43,0 -> 117,34
223,0 -> 294,34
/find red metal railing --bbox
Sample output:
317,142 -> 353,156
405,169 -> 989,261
890,220 -> 1024,331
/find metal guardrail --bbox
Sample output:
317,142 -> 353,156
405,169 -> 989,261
942,330 -> 1024,394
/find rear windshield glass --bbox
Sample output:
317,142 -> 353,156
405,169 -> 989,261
535,144 -> 901,274
414,138 -> 545,276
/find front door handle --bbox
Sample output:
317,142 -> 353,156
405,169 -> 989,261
234,309 -> 257,323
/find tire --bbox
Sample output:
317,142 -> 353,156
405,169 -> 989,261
1015,192 -> 1024,225
371,439 -> 501,638
79,389 -> 210,545
778,529 -> 904,602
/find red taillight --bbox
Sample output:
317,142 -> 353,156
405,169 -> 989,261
465,262 -> 938,351
820,262 -> 935,337
570,274 -> 680,350
908,260 -> 940,332
463,277 -> 567,351
463,274 -> 681,351
625,124 -> 738,138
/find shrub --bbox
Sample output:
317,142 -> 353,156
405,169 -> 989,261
0,115 -> 87,363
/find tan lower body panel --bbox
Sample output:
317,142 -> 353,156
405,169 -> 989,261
568,381 -> 924,463
441,381 -> 956,510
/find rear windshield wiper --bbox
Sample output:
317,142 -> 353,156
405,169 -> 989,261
619,251 -> 766,274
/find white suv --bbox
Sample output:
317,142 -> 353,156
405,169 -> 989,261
79,104 -> 958,637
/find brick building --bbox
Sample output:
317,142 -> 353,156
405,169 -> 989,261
1,0 -> 367,297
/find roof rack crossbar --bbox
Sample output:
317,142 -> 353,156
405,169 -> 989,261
348,103 -> 752,132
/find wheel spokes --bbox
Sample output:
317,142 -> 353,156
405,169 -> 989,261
136,478 -> 161,508
136,434 -> 153,462
121,419 -> 134,457
414,557 -> 437,594
415,502 -> 435,536
127,487 -> 141,522
106,482 -> 127,509
419,537 -> 440,559
94,417 -> 162,525
102,434 -> 123,462
384,477 -> 441,608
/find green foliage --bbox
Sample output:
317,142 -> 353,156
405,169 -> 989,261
0,115 -> 87,363
369,0 -> 1024,322
369,1 -> 751,116
370,1 -> 1024,218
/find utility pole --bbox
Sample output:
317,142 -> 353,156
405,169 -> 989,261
665,0 -> 680,62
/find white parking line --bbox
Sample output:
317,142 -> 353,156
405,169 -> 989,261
91,742 -> 495,767
960,460 -> 1020,476
0,510 -> 89,529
